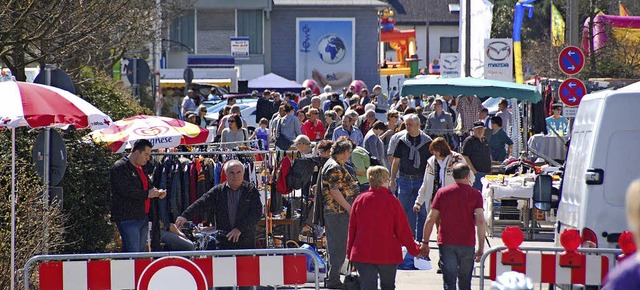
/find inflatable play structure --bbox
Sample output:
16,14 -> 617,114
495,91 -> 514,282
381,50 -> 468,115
581,14 -> 640,55
379,8 -> 419,77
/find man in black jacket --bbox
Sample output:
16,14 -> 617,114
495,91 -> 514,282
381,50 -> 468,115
110,139 -> 166,252
256,90 -> 272,123
175,160 -> 262,249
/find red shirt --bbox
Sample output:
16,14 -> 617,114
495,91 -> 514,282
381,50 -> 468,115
347,187 -> 421,264
133,166 -> 150,213
301,119 -> 326,141
431,183 -> 483,246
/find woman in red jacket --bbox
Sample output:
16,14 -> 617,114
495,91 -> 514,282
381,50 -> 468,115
347,166 -> 425,289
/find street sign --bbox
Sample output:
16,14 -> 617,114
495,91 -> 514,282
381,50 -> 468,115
34,68 -> 76,94
563,104 -> 578,118
32,129 -> 67,186
558,46 -> 585,75
558,78 -> 586,106
183,67 -> 194,84
126,59 -> 151,86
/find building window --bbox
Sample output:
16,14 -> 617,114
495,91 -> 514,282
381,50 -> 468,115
237,10 -> 263,54
197,9 -> 235,55
169,10 -> 195,53
440,37 -> 459,53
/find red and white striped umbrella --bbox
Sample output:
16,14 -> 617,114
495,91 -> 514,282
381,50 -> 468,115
0,80 -> 112,290
0,81 -> 112,129
90,114 -> 214,153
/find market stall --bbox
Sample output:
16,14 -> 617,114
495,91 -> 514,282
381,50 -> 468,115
482,173 -> 561,239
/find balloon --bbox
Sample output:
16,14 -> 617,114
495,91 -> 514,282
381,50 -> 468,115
302,79 -> 321,95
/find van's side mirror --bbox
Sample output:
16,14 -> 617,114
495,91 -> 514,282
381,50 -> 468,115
533,174 -> 553,211
585,168 -> 604,185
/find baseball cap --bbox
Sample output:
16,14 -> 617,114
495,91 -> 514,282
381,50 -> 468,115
473,121 -> 485,129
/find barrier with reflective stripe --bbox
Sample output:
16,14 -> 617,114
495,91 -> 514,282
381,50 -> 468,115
25,248 -> 319,290
478,227 -> 623,288
488,250 -> 611,285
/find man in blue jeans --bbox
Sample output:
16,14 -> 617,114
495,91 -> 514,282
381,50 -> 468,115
421,163 -> 485,290
390,114 -> 432,242
110,139 -> 166,252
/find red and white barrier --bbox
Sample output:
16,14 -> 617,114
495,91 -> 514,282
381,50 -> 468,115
489,251 -> 610,285
479,227 -> 623,288
39,255 -> 307,290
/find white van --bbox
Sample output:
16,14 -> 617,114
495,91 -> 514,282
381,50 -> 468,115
555,82 -> 640,249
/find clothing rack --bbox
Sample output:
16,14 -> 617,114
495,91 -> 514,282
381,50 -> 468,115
150,149 -> 304,249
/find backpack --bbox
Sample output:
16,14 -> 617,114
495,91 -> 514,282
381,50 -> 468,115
369,155 -> 382,166
286,154 -> 319,190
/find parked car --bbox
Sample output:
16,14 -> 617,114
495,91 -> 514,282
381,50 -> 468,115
203,98 -> 258,132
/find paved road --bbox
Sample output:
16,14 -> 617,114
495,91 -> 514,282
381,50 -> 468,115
299,231 -> 556,289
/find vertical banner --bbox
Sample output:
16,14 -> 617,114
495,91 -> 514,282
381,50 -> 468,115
439,53 -> 460,78
484,38 -> 514,82
459,0 -> 494,78
296,18 -> 355,90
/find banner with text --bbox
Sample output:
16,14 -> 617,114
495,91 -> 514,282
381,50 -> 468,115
484,38 -> 513,82
231,37 -> 250,57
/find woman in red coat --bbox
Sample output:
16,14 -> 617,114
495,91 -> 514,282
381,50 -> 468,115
347,166 -> 425,289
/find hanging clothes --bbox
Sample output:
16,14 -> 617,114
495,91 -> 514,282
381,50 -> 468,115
456,95 -> 484,133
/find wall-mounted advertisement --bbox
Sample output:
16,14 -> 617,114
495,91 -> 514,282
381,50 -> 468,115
296,18 -> 355,90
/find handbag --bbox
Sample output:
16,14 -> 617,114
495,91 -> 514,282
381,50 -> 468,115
342,262 -> 360,290
275,118 -> 294,150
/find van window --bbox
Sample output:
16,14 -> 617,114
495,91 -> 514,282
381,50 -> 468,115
604,131 -> 640,206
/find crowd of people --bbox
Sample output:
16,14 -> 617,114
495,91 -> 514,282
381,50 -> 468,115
112,83 -> 546,289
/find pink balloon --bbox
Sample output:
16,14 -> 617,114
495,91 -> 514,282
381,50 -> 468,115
349,80 -> 368,94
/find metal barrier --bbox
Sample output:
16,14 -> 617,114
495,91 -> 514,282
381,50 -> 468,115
24,248 -> 320,290
479,245 -> 622,289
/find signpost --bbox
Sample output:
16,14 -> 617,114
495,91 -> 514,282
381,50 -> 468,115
558,78 -> 586,106
558,46 -> 585,75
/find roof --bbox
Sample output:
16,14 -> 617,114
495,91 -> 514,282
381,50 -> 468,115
390,0 -> 459,25
273,0 -> 386,7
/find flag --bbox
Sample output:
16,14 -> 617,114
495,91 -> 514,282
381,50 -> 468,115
551,4 -> 565,47
620,3 -> 630,16
459,0 -> 493,78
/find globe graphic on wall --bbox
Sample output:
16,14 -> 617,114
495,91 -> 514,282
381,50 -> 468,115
317,35 -> 346,64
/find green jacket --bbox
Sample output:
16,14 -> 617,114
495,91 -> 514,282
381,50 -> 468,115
351,146 -> 371,185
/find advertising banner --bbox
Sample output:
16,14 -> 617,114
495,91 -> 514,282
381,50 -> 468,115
484,38 -> 514,82
439,53 -> 461,78
230,37 -> 250,57
296,18 -> 355,90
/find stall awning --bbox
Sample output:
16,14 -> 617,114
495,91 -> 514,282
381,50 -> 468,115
160,78 -> 232,89
401,77 -> 542,103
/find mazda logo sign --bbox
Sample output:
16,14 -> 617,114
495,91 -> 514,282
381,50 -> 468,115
486,41 -> 511,61
442,55 -> 459,69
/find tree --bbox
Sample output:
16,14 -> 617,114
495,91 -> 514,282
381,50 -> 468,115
0,128 -> 65,289
0,72 -> 152,287
0,0 -> 194,82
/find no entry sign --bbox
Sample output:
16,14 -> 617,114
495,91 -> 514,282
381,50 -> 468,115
558,78 -> 586,106
558,46 -> 585,75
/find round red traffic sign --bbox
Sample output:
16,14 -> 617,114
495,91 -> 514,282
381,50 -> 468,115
558,78 -> 586,106
558,46 -> 585,75
137,256 -> 208,290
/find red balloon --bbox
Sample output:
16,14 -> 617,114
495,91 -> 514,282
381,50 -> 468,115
302,79 -> 321,96
560,229 -> 582,252
619,231 -> 637,254
502,226 -> 524,250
